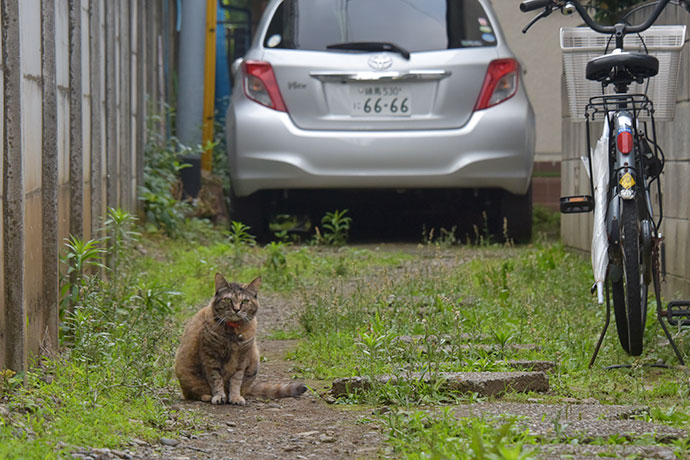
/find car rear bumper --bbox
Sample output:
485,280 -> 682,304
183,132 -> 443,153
226,94 -> 535,197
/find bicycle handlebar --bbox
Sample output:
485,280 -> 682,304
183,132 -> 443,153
520,0 -> 684,36
571,0 -> 671,34
519,0 -> 551,12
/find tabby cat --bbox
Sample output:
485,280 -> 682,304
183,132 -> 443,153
174,274 -> 306,405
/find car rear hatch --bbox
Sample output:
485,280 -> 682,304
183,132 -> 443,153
256,0 -> 503,131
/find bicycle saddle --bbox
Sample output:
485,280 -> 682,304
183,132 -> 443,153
586,51 -> 659,83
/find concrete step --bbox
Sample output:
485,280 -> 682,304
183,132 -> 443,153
390,334 -> 543,353
533,444 -> 676,460
330,371 -> 549,398
453,402 -> 686,457
505,360 -> 557,373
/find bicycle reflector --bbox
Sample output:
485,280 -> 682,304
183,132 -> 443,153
617,129 -> 633,154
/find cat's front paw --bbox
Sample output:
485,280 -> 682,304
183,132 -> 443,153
229,395 -> 246,405
211,394 -> 227,405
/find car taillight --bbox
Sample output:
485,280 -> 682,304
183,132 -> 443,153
242,61 -> 287,112
474,59 -> 519,111
617,130 -> 633,154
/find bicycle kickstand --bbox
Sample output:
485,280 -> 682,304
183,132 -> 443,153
589,281 -> 611,368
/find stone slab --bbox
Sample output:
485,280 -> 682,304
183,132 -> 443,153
505,360 -> 557,373
394,334 -> 487,344
330,371 -> 549,398
454,343 -> 542,353
394,342 -> 542,355
452,402 -> 686,442
453,401 -> 645,422
532,443 -> 676,460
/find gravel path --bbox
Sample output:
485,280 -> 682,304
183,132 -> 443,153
125,340 -> 384,460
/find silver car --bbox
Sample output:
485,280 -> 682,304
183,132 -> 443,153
226,0 -> 535,241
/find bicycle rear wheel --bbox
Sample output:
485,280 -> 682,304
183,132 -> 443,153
611,199 -> 645,356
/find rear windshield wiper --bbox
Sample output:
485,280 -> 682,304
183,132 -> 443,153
326,41 -> 411,60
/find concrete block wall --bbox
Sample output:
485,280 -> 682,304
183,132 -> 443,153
1,0 -> 174,372
561,4 -> 690,298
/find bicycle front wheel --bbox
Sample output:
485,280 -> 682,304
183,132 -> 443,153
612,199 -> 645,356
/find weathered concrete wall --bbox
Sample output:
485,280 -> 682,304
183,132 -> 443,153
561,4 -> 690,298
42,0 -> 59,353
1,0 -> 174,371
3,0 -> 26,372
0,0 -> 6,368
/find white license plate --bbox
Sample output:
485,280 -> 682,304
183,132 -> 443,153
349,85 -> 412,117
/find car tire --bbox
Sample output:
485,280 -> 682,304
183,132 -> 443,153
499,182 -> 533,244
229,188 -> 268,242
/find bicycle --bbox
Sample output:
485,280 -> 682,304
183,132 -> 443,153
520,0 -> 690,366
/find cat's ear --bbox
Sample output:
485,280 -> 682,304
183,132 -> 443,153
245,277 -> 262,296
214,273 -> 230,292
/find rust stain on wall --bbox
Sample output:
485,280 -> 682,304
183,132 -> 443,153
0,199 -> 5,367
25,194 -> 45,358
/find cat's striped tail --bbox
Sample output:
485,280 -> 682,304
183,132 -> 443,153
247,382 -> 307,399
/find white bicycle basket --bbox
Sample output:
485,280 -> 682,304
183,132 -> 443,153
561,25 -> 686,121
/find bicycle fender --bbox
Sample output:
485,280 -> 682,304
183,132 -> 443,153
607,197 -> 621,247
641,219 -> 653,284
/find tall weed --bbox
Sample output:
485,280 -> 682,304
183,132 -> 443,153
59,236 -> 106,313
59,208 -> 179,389
318,209 -> 352,246
138,132 -> 193,237
227,220 -> 256,266
385,409 -> 536,459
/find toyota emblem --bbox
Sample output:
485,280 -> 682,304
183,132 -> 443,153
368,55 -> 393,71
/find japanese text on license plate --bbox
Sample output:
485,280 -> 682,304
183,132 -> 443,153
350,85 -> 412,116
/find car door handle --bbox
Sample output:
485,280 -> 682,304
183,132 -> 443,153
309,70 -> 451,83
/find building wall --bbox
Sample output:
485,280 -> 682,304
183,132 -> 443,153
560,4 -> 690,297
492,0 -> 580,161
1,0 -> 174,372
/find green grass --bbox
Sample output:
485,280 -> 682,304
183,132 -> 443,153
533,205 -> 560,242
0,221 -> 418,458
3,209 -> 690,459
385,408 -> 538,459
0,357 -> 177,459
291,241 -> 690,396
283,240 -> 690,456
291,245 -> 594,385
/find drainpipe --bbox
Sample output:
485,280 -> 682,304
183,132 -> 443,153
176,0 -> 207,148
176,0 -> 208,197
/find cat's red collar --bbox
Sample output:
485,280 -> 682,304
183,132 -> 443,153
225,321 -> 242,328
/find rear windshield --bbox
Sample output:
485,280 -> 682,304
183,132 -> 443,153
262,0 -> 498,52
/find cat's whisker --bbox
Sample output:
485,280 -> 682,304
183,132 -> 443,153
212,318 -> 225,333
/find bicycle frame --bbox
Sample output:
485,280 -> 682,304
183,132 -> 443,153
584,96 -> 659,285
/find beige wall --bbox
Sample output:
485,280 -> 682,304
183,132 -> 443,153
491,0 -> 580,161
